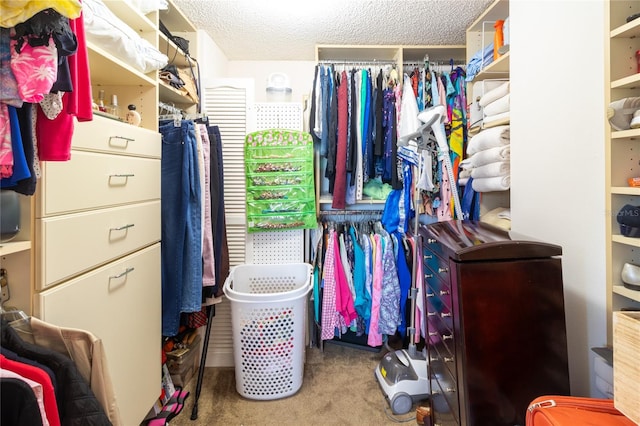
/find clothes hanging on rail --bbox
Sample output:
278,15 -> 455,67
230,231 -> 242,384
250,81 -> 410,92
160,116 -> 229,337
312,219 -> 416,349
312,64 -> 400,208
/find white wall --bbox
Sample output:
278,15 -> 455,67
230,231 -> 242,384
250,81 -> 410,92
510,0 -> 606,397
195,29 -> 229,84
227,60 -> 316,104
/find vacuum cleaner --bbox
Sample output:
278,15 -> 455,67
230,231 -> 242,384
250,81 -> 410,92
374,105 -> 462,415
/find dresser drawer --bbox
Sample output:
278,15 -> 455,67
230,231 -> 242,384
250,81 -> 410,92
425,273 -> 453,311
430,359 -> 460,426
423,248 -> 451,284
35,244 -> 161,426
36,200 -> 160,289
38,150 -> 160,216
72,115 -> 161,158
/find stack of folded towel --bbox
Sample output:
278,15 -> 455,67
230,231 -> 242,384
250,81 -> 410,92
460,125 -> 510,192
469,79 -> 509,132
479,81 -> 510,129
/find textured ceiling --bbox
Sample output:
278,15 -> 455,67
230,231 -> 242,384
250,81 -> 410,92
172,0 -> 495,61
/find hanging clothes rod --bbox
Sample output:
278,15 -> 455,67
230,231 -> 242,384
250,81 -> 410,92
158,101 -> 182,115
317,59 -> 397,66
318,209 -> 384,217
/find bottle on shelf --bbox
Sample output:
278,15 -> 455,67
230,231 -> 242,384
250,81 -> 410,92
97,89 -> 107,112
493,19 -> 505,60
107,94 -> 121,119
125,104 -> 142,126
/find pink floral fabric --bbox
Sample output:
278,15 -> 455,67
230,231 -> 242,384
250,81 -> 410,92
10,36 -> 58,103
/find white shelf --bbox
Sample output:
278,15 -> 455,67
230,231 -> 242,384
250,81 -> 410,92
0,240 -> 31,256
610,17 -> 640,38
472,51 -> 510,81
613,285 -> 640,302
612,234 -> 640,248
611,73 -> 640,90
87,43 -> 157,87
318,196 -> 386,205
160,0 -> 197,33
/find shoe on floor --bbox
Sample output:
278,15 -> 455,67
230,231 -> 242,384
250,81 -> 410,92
608,97 -> 640,131
631,110 -> 640,129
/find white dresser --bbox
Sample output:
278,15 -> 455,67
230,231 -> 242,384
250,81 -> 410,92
33,115 -> 162,425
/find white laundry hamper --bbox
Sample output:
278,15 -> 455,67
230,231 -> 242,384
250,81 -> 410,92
223,263 -> 313,400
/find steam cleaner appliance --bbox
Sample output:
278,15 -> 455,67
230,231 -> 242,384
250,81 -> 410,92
374,105 -> 462,415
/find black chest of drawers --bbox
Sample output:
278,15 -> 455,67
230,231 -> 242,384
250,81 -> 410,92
419,220 -> 570,426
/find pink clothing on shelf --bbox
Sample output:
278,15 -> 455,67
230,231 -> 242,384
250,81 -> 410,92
367,234 -> 383,347
36,3 -> 92,162
10,35 -> 58,103
334,233 -> 357,326
199,124 -> 216,288
321,230 -> 338,340
0,104 -> 12,178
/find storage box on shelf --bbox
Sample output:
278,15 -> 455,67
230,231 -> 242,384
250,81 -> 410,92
166,334 -> 202,388
605,0 -> 640,346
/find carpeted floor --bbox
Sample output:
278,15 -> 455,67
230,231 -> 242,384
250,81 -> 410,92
166,343 -> 424,425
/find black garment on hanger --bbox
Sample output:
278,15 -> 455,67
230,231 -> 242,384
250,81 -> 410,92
309,65 -> 319,144
1,378 -> 43,426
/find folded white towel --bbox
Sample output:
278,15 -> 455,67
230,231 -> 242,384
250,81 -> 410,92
479,81 -> 510,107
472,175 -> 510,192
483,93 -> 510,116
470,145 -> 510,167
467,125 -> 510,155
470,80 -> 509,129
471,161 -> 510,179
482,111 -> 510,128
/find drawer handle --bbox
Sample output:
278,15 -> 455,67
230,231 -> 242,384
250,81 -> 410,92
427,311 -> 437,316
109,267 -> 135,280
442,334 -> 453,340
109,136 -> 134,147
440,290 -> 450,296
441,312 -> 452,318
445,387 -> 456,393
428,332 -> 438,337
427,238 -> 436,244
444,356 -> 454,363
110,173 -> 135,178
110,224 -> 135,231
423,254 -> 433,260
425,273 -> 433,279
426,292 -> 435,298
438,267 -> 448,273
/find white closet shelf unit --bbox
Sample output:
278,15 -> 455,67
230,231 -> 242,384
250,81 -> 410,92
605,0 -> 640,344
465,0 -> 510,81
